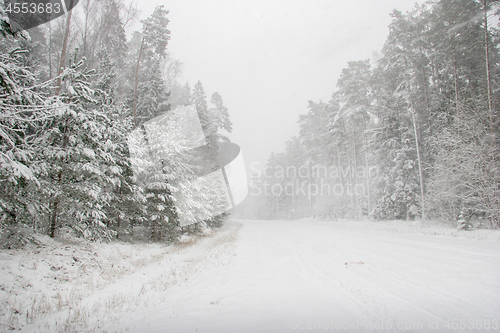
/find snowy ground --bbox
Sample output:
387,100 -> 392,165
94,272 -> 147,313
1,219 -> 500,333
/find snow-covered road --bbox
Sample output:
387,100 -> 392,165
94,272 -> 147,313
105,219 -> 500,333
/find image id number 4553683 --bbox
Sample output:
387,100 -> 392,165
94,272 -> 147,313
443,319 -> 499,330
4,1 -> 62,14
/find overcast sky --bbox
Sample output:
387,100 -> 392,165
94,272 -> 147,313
136,0 -> 419,175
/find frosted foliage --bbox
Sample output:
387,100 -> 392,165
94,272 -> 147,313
175,170 -> 230,227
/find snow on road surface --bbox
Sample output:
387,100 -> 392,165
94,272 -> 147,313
106,219 -> 500,333
8,219 -> 500,333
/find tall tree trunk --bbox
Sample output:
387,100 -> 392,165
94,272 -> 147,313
452,42 -> 460,113
362,118 -> 371,216
49,200 -> 59,238
336,144 -> 346,216
411,107 -> 426,220
133,32 -> 147,127
48,21 -> 52,79
483,0 -> 494,138
55,0 -> 73,95
483,0 -> 498,226
421,65 -> 432,134
346,145 -> 354,215
404,58 -> 426,220
419,45 -> 431,133
351,125 -> 359,217
50,2 -> 73,237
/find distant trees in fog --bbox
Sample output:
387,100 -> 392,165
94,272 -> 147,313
250,0 -> 499,227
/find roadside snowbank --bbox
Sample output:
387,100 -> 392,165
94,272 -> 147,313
0,222 -> 240,332
308,218 -> 500,242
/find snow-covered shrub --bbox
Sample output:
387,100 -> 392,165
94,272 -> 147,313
457,210 -> 473,230
0,224 -> 38,249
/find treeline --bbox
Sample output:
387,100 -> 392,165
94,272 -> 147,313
0,0 -> 232,246
248,0 -> 499,227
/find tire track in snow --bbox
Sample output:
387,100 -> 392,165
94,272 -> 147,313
238,220 -> 500,332
259,221 -> 415,329
327,228 -> 500,323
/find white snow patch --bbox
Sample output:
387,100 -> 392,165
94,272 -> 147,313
1,219 -> 499,333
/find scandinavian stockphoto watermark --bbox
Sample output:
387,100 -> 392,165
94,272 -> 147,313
249,162 -> 378,199
289,319 -> 500,331
290,320 -> 424,331
127,105 -> 248,227
3,0 -> 79,31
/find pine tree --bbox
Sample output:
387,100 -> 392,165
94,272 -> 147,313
98,0 -> 127,67
210,92 -> 232,141
193,81 -> 218,166
335,60 -> 373,216
34,54 -> 137,240
0,39 -> 55,242
130,5 -> 170,125
299,100 -> 331,163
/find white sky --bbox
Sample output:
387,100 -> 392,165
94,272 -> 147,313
136,0 -> 419,174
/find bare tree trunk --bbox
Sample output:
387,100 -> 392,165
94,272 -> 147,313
421,65 -> 432,133
452,42 -> 459,113
483,0 -> 494,137
55,0 -> 73,95
411,107 -> 426,220
362,118 -> 371,216
50,2 -> 73,237
133,32 -> 147,127
421,66 -> 430,111
346,145 -> 354,216
351,125 -> 358,217
336,144 -> 345,217
482,0 -> 498,226
49,200 -> 59,238
403,58 -> 426,220
48,21 -> 52,79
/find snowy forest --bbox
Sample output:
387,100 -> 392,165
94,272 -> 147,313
242,0 -> 500,228
1,0 -> 500,250
0,1 -> 234,246
1,1 -> 500,331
